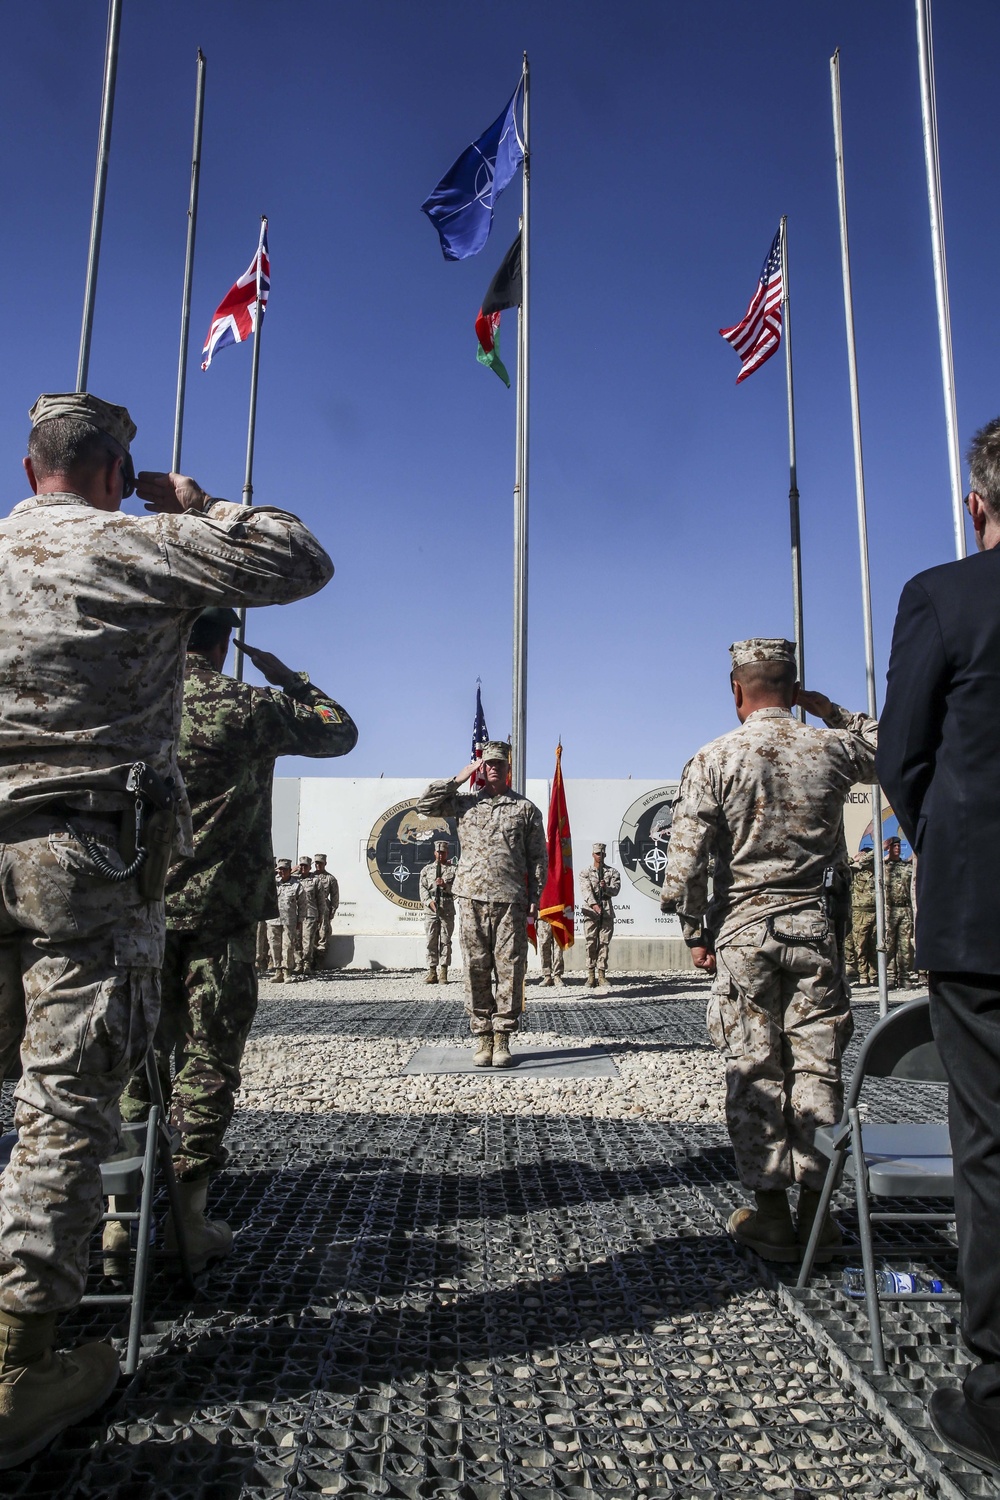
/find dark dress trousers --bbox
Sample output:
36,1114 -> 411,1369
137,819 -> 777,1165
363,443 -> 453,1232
879,545 -> 1000,1409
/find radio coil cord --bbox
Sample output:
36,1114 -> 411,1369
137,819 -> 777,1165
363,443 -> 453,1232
67,796 -> 148,884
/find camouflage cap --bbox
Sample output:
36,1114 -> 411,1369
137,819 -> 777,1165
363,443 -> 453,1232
434,840 -> 450,852
276,858 -> 292,869
729,638 -> 797,670
314,854 -> 327,862
592,842 -> 606,854
29,392 -> 137,453
197,606 -> 241,630
481,740 -> 511,762
298,855 -> 312,865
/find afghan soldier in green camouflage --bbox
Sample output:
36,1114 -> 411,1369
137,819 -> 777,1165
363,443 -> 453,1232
117,611 -> 357,1267
847,849 -> 877,985
662,639 -> 877,1266
418,743 -> 546,1068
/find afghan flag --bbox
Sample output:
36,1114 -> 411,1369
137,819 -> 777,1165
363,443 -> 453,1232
475,233 -> 522,388
537,744 -> 575,948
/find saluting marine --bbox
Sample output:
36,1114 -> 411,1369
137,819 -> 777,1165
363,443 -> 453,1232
271,860 -> 305,981
295,856 -> 321,973
312,854 -> 339,965
662,638 -> 877,1266
418,742 -> 546,1068
419,840 -> 457,984
578,843 -> 621,990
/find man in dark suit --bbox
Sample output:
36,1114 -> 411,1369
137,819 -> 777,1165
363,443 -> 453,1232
878,416 -> 1000,1477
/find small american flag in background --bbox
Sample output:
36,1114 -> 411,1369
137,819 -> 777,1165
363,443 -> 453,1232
470,684 -> 489,791
719,229 -> 783,383
201,219 -> 270,371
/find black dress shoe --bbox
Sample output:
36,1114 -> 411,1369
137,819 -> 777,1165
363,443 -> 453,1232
929,1387 -> 1000,1476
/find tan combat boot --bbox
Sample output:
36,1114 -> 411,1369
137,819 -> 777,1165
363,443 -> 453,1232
101,1193 -> 135,1259
438,966 -> 448,984
596,969 -> 608,990
796,1186 -> 843,1265
273,968 -> 285,984
585,969 -> 597,989
492,1033 -> 513,1068
165,1179 -> 233,1273
553,974 -> 565,987
727,1189 -> 799,1263
424,969 -> 438,984
473,1034 -> 494,1067
0,1311 -> 119,1471
542,975 -> 555,987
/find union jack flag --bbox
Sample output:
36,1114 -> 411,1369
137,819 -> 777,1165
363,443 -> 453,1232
719,228 -> 783,383
201,219 -> 270,371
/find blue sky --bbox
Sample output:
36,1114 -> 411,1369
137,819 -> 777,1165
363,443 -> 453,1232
2,2 -> 995,779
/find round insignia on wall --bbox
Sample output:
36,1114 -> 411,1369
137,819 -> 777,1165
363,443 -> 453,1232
366,800 -> 459,910
618,785 -> 680,902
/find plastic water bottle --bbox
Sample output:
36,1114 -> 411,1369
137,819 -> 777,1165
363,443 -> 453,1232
842,1267 -> 943,1297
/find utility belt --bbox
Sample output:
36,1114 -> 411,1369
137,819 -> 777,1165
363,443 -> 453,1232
68,761 -> 177,901
764,865 -> 846,947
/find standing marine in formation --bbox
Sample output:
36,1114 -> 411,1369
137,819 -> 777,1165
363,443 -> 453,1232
0,392 -> 333,1467
115,614 -> 356,1267
662,639 -> 877,1265
295,855 -> 321,973
578,842 -> 621,990
537,919 -> 565,986
270,859 -> 305,981
844,848 -> 876,986
419,840 -> 456,984
418,742 -> 546,1067
312,854 -> 339,967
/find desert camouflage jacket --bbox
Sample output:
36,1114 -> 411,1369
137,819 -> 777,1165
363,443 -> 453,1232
313,870 -> 339,920
165,658 -> 357,933
274,876 -> 305,927
662,704 -> 877,948
419,860 -> 457,913
416,781 -> 547,907
0,493 -> 333,850
579,864 -> 622,910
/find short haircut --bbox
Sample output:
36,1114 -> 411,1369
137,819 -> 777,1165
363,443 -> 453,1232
967,417 -> 1000,518
188,614 -> 233,655
732,659 -> 796,696
28,419 -> 117,485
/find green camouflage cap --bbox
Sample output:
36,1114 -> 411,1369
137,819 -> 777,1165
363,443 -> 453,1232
29,392 -> 136,453
481,740 -> 511,762
197,606 -> 241,630
729,638 -> 797,670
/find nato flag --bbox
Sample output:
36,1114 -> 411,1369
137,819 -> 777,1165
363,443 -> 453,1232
421,83 -> 524,261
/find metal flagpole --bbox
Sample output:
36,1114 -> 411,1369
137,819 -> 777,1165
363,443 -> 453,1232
511,52 -> 530,795
172,49 -> 206,472
831,49 -> 890,1018
235,215 -> 267,684
77,0 -> 123,391
780,216 -> 805,721
915,0 -> 966,560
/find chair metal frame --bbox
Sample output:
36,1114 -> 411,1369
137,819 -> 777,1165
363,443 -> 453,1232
795,996 -> 957,1375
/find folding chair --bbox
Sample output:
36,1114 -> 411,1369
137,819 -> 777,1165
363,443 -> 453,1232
795,996 -> 956,1374
0,1050 -> 194,1377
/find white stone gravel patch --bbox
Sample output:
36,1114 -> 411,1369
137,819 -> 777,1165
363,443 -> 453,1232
237,1028 -> 726,1122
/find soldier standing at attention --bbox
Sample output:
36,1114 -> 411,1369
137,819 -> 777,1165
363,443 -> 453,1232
419,840 -> 456,984
114,614 -> 356,1266
848,848 -> 877,987
296,855 -> 321,973
312,854 -> 339,968
418,742 -> 546,1067
0,393 -> 333,1466
884,836 -> 914,989
537,919 -> 565,987
662,639 -> 877,1264
579,843 -> 621,990
271,860 -> 304,982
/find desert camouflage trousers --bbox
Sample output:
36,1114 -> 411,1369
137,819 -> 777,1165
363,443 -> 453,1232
850,907 -> 877,984
0,813 -> 163,1315
458,899 -> 527,1036
582,909 -> 614,971
538,920 -> 564,978
885,908 -> 914,988
267,915 -> 297,973
708,912 -> 853,1193
297,916 -> 320,972
122,924 -> 257,1181
424,909 -> 455,968
255,920 -> 270,970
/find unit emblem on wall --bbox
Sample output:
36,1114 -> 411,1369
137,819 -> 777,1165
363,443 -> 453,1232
618,785 -> 679,901
366,800 -> 459,910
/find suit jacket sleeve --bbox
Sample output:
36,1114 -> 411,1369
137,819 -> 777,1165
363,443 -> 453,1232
876,577 -> 949,848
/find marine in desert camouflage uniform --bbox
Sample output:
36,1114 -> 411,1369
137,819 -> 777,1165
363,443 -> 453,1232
419,841 -> 456,983
417,742 -> 546,1068
579,843 -> 622,989
271,861 -> 305,979
118,615 -> 356,1266
537,919 -> 565,986
312,855 -> 339,966
662,638 -> 877,1265
295,856 -> 321,973
884,837 -> 914,988
0,392 -> 333,1466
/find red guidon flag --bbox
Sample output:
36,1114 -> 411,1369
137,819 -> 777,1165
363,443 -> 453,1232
536,744 -> 574,948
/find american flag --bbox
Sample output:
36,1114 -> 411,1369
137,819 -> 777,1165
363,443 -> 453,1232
470,685 -> 489,791
719,229 -> 783,383
201,219 -> 270,371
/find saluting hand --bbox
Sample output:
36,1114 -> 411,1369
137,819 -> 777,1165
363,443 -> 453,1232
236,642 -> 300,690
136,471 -> 209,514
795,688 -> 835,720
